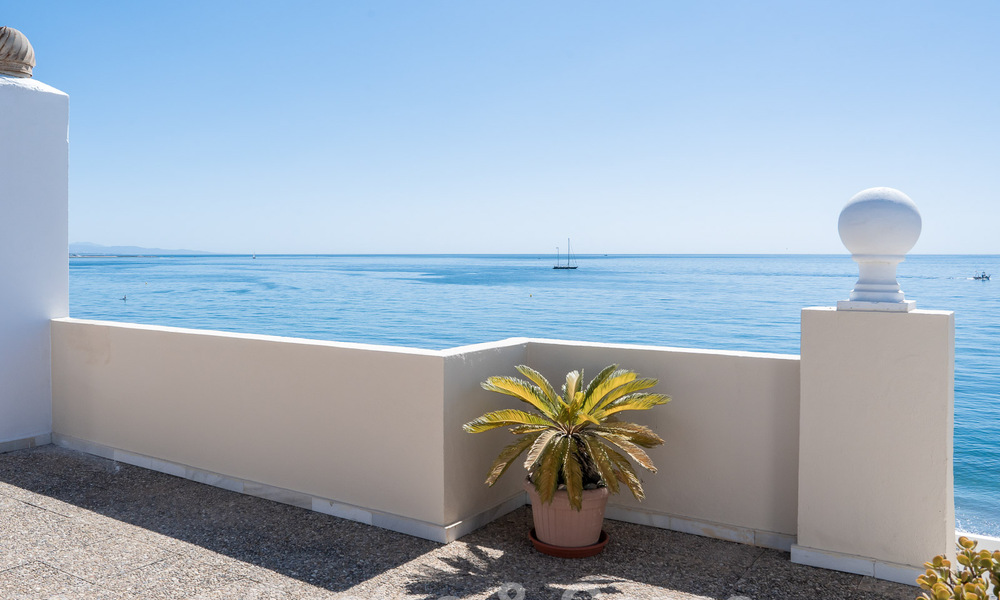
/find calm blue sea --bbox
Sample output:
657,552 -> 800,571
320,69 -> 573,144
69,254 -> 1000,536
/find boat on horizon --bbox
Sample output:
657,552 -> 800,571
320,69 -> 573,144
554,239 -> 578,270
974,271 -> 990,280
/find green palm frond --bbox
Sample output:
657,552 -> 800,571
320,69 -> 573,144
554,370 -> 584,424
515,365 -> 564,413
594,431 -> 657,472
534,434 -> 569,504
593,378 -> 660,412
524,429 -> 558,470
482,376 -> 559,419
462,409 -> 553,433
575,411 -> 601,427
583,364 -> 619,402
593,422 -> 664,448
485,433 -> 540,486
594,392 -> 670,419
508,424 -> 551,434
563,370 -> 581,405
580,434 -> 619,495
563,436 -> 584,510
566,390 -> 587,423
582,367 -> 635,412
605,444 -> 646,501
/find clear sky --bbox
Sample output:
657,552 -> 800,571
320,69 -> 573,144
7,1 -> 999,254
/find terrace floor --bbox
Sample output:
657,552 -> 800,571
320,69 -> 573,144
0,445 -> 919,600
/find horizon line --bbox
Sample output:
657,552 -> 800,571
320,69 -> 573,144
68,252 -> 1000,257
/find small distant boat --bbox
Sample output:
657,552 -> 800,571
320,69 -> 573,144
553,239 -> 578,270
974,271 -> 990,280
252,252 -> 256,260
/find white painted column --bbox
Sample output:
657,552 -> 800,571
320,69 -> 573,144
791,188 -> 955,585
0,28 -> 69,450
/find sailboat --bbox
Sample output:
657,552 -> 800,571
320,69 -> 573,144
553,239 -> 578,270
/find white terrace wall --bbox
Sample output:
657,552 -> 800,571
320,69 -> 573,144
50,318 -> 448,533
441,339 -> 531,533
525,339 -> 801,548
53,318 -> 801,548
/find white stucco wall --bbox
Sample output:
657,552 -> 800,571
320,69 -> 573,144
442,340 -> 531,525
524,340 -> 801,539
51,318 -> 447,525
52,319 -> 802,543
0,76 -> 69,446
796,307 -> 955,572
49,313 -> 956,572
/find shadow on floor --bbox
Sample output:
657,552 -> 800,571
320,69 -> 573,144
0,445 -> 921,599
400,499 -> 917,600
0,445 -> 439,594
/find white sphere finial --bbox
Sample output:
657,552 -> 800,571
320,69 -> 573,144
836,187 -> 921,312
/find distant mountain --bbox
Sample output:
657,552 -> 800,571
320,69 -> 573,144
69,242 -> 213,256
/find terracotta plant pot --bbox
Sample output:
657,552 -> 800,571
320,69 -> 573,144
523,479 -> 609,548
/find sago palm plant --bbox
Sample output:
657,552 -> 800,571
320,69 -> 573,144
463,364 -> 670,511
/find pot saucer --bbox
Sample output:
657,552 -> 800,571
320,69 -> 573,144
528,528 -> 609,558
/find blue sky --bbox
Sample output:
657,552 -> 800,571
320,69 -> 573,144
8,1 -> 999,254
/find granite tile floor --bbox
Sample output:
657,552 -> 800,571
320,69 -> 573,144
0,445 -> 921,600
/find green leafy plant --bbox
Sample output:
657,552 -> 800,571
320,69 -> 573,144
917,536 -> 1000,600
462,364 -> 670,511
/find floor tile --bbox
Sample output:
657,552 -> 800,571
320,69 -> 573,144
0,561 -> 124,600
101,554 -> 241,599
733,550 -> 864,600
189,577 -> 297,599
44,534 -> 177,583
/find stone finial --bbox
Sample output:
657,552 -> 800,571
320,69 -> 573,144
837,187 -> 922,312
0,27 -> 36,78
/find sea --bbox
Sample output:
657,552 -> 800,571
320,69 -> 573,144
69,253 -> 1000,537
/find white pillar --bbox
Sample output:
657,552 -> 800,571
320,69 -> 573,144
0,28 -> 69,450
791,188 -> 955,585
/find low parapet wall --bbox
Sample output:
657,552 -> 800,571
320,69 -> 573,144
50,313 -> 957,584
525,339 -> 801,548
51,318 -> 449,529
51,317 -> 801,548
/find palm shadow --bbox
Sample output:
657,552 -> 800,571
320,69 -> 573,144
403,508 -> 767,600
